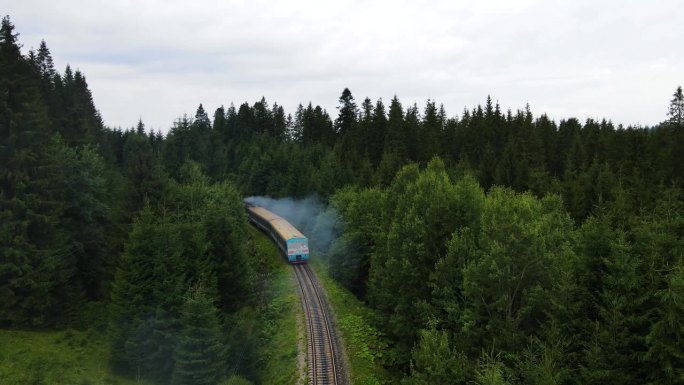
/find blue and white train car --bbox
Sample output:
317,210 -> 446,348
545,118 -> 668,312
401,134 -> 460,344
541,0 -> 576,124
246,203 -> 310,264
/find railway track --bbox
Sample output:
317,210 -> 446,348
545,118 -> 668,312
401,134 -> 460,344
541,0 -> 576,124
293,264 -> 339,385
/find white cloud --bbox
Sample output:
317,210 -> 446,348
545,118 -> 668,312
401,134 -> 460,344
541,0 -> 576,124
6,0 -> 683,131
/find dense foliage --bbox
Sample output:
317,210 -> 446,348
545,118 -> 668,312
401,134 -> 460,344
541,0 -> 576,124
1,16 -> 116,326
1,14 -> 682,385
0,17 -> 257,385
330,162 -> 682,384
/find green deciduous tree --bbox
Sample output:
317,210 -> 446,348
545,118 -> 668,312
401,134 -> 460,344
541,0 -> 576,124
368,159 -> 486,363
404,329 -> 470,385
457,190 -> 575,356
329,186 -> 385,297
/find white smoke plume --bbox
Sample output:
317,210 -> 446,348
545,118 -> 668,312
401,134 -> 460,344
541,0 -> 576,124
245,196 -> 339,253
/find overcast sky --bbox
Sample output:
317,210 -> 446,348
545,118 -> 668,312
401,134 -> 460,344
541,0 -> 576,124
6,0 -> 683,132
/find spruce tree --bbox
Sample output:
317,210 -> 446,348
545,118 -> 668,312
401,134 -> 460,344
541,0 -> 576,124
189,104 -> 211,166
384,96 -> 406,157
252,97 -> 272,135
0,17 -> 78,326
50,143 -> 111,299
419,99 -> 441,162
668,86 -> 684,126
171,284 -> 225,385
110,205 -> 186,378
270,102 -> 287,140
202,182 -> 251,311
110,206 -> 163,369
644,262 -> 684,384
123,127 -> 167,212
334,87 -> 357,136
369,99 -> 387,164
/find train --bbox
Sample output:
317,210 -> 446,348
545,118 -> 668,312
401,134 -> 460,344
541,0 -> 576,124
245,202 -> 310,264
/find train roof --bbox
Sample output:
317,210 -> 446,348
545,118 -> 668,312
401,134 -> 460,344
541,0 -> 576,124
270,218 -> 306,240
247,206 -> 307,241
248,206 -> 281,222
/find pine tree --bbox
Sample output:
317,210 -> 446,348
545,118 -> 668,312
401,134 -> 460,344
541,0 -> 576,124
419,99 -> 441,162
110,206 -> 186,378
123,128 -> 168,212
188,104 -> 211,166
34,40 -> 56,103
663,87 -> 684,185
164,115 -> 193,178
368,98 -> 387,164
404,104 -> 420,161
357,97 -> 373,157
110,206 -> 163,368
171,284 -> 225,385
580,232 -> 648,384
291,104 -> 304,142
384,96 -> 406,157
334,88 -> 357,136
207,108 -> 229,181
0,17 -> 79,326
270,102 -> 287,140
202,182 -> 251,310
58,68 -> 103,147
235,102 -> 254,139
667,86 -> 684,126
252,97 -> 272,135
644,262 -> 684,384
50,143 -> 112,299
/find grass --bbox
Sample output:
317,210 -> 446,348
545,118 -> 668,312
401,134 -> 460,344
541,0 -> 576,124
255,269 -> 301,385
0,328 -> 153,385
310,257 -> 392,385
247,225 -> 302,385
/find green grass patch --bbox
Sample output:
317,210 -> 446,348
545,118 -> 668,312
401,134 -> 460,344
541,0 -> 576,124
255,268 -> 300,385
247,225 -> 301,385
310,257 -> 391,385
0,328 -> 153,385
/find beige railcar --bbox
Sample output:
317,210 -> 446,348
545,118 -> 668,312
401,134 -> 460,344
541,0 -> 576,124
246,204 -> 309,263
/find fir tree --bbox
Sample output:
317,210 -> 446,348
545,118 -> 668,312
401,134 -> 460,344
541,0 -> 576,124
667,86 -> 684,126
334,87 -> 357,136
369,98 -> 387,164
0,17 -> 79,326
384,96 -> 406,157
644,262 -> 684,384
171,284 -> 225,385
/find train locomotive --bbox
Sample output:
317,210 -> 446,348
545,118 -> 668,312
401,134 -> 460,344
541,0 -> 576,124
245,202 -> 310,264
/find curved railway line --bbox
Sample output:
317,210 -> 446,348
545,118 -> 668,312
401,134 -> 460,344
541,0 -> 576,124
293,264 -> 340,385
245,203 -> 345,384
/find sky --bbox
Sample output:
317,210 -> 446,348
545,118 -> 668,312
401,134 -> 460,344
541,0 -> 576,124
5,0 -> 683,132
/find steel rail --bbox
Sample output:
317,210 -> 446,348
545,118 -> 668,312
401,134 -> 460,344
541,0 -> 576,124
294,264 -> 338,385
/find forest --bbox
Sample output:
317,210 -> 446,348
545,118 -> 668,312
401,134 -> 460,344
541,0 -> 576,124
1,14 -> 683,385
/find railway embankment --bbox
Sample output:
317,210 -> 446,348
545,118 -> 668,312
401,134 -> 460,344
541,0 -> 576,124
305,260 -> 392,385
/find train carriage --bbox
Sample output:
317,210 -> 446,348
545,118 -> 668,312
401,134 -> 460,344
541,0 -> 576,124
246,203 -> 310,264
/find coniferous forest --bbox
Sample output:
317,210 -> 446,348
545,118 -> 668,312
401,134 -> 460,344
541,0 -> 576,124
1,15 -> 683,385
